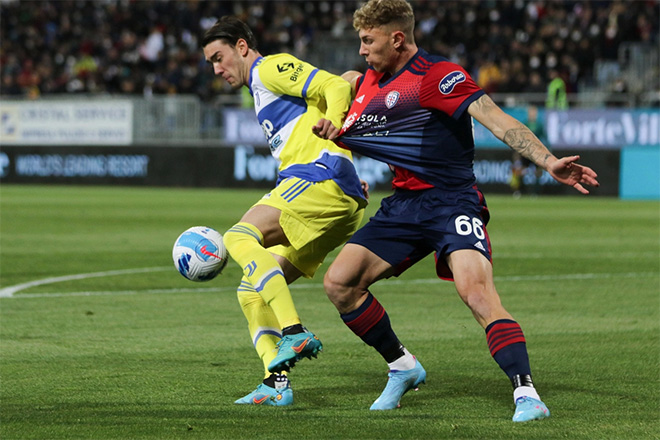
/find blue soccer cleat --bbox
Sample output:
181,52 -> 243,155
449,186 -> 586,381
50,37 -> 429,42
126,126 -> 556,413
370,359 -> 426,410
512,396 -> 550,422
267,331 -> 322,373
234,383 -> 293,406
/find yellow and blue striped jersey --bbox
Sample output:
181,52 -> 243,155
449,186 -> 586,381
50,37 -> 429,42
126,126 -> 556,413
248,53 -> 365,201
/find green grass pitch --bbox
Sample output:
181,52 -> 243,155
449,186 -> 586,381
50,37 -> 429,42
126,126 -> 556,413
1,185 -> 658,440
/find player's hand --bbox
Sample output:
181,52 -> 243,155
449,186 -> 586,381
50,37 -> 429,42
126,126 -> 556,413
360,179 -> 370,200
547,155 -> 600,194
312,118 -> 341,140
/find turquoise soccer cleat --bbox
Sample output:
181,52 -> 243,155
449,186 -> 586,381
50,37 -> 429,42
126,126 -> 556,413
234,383 -> 293,406
512,396 -> 550,422
370,359 -> 426,410
267,331 -> 323,373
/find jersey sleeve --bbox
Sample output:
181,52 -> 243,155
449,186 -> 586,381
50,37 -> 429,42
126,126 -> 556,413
419,62 -> 484,119
259,54 -> 351,129
306,69 -> 352,129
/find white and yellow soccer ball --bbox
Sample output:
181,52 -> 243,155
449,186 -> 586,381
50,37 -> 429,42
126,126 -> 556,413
172,226 -> 228,282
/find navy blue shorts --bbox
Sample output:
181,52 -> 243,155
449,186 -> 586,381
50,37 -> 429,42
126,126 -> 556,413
347,186 -> 491,281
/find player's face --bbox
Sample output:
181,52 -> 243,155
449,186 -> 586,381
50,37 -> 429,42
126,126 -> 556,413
358,27 -> 398,73
203,39 -> 248,89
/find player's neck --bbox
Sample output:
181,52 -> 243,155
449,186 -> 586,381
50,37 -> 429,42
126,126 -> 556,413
389,44 -> 418,75
243,50 -> 262,84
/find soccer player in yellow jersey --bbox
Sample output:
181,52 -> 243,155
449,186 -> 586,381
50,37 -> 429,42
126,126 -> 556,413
202,17 -> 367,406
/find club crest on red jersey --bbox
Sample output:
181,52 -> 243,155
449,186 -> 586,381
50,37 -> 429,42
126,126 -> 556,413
385,91 -> 400,109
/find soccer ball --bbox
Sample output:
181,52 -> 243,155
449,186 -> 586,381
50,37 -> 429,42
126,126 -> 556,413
172,226 -> 228,282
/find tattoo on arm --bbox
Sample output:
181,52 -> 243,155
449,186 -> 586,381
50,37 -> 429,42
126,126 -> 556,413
503,120 -> 552,168
471,94 -> 552,168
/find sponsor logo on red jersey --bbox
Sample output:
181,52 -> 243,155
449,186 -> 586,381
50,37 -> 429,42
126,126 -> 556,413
438,71 -> 466,95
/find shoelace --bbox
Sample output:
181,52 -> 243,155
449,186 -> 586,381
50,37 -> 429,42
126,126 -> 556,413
274,335 -> 291,349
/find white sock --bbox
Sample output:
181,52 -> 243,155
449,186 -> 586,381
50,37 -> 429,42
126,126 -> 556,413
513,385 -> 540,403
387,347 -> 416,371
274,374 -> 289,390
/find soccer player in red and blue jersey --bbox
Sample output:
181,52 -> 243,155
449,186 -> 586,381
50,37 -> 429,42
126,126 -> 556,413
314,0 -> 599,421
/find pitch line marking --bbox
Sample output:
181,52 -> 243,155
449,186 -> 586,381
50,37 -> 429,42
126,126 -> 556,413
0,270 -> 656,299
0,267 -> 172,298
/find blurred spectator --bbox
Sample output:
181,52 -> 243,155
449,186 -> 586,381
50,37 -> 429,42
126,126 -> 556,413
546,69 -> 569,109
2,74 -> 22,95
524,71 -> 547,95
509,152 -> 525,198
606,77 -> 630,107
510,105 -> 547,197
476,58 -> 503,94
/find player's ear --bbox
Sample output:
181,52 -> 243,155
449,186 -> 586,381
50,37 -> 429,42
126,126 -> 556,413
392,30 -> 405,50
236,38 -> 249,56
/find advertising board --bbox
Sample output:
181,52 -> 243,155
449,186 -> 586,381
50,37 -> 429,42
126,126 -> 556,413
0,101 -> 133,145
0,145 -> 619,196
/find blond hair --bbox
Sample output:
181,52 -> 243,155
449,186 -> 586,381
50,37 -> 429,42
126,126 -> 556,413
353,0 -> 415,40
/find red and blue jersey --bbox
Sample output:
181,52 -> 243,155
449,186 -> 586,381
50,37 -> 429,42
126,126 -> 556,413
337,49 -> 485,190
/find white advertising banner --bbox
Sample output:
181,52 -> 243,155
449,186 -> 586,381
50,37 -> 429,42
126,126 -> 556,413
546,109 -> 659,148
0,100 -> 133,145
223,108 -> 266,145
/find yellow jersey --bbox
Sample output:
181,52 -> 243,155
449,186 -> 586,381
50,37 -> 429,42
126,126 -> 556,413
248,53 -> 365,201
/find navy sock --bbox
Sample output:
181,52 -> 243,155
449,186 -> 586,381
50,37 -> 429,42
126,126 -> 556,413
340,293 -> 404,363
486,319 -> 532,386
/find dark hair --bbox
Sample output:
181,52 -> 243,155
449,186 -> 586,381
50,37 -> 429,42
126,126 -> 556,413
201,16 -> 258,49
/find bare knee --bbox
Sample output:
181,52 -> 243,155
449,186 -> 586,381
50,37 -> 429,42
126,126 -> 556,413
323,244 -> 388,314
323,266 -> 362,313
323,267 -> 350,307
456,282 -> 511,327
461,288 -> 493,315
449,250 -> 511,326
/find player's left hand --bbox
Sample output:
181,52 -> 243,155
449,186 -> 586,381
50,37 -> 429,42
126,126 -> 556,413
548,155 -> 600,194
360,179 -> 370,200
313,118 -> 341,140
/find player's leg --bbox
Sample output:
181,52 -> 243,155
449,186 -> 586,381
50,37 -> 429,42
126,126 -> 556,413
223,207 -> 322,375
235,238 -> 343,405
223,204 -> 304,329
223,204 -> 321,374
263,255 -> 323,372
230,177 -> 364,373
234,276 -> 292,406
447,249 -> 550,422
324,243 -> 426,410
264,177 -> 365,372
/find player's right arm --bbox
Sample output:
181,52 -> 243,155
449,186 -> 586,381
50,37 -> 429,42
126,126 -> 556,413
313,70 -> 362,140
260,54 -> 351,129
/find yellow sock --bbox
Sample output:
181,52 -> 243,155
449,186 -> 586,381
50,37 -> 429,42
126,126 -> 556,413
224,222 -> 301,329
237,277 -> 287,378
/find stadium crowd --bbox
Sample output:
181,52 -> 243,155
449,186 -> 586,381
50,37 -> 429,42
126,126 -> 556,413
1,0 -> 657,102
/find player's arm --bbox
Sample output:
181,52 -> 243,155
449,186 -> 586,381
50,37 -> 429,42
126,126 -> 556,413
260,55 -> 351,140
309,69 -> 352,140
307,68 -> 352,128
260,55 -> 351,125
468,94 -> 599,194
341,70 -> 362,98
313,70 -> 362,140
